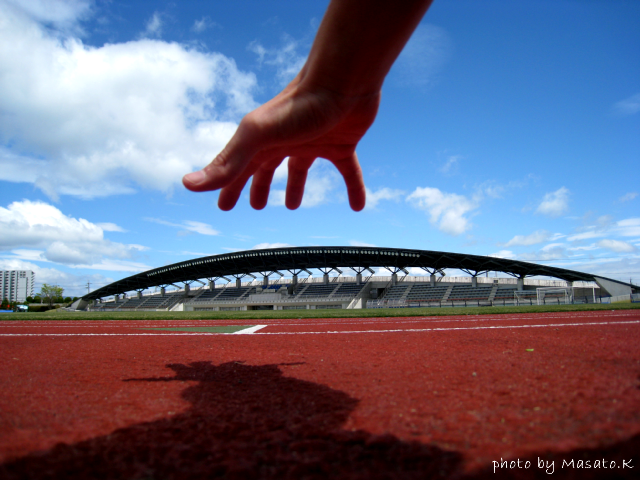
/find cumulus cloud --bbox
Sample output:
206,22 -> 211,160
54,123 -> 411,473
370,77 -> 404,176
597,239 -> 637,253
612,93 -> 640,116
0,257 -> 116,297
365,187 -> 405,209
0,200 -> 146,267
536,187 -> 569,217
504,230 -> 551,247
406,187 -> 477,235
3,0 -> 92,31
0,3 -> 257,199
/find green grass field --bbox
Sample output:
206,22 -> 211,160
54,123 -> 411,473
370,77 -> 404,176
2,302 -> 639,321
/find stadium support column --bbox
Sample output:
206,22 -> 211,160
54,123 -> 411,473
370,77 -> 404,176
392,273 -> 398,285
471,276 -> 477,288
352,266 -> 373,285
517,276 -> 524,291
160,287 -> 166,297
236,278 -> 241,288
430,274 -> 436,286
137,290 -> 143,299
263,275 -> 269,287
323,273 -> 329,285
292,274 -> 298,287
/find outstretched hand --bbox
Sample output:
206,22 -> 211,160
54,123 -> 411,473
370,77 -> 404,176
182,72 -> 380,211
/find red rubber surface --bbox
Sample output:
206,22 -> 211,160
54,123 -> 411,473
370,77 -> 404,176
0,310 -> 638,478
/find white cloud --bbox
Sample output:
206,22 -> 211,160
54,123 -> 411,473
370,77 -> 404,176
268,160 -> 342,208
520,243 -> 568,261
3,0 -> 92,31
349,240 -> 376,247
144,218 -> 220,236
0,257 -> 116,297
612,93 -> 640,116
597,239 -> 637,253
567,229 -> 605,242
614,218 -> 640,237
488,250 -> 516,259
504,230 -> 551,247
439,155 -> 461,174
406,187 -> 477,235
192,16 -> 218,33
141,12 -> 163,38
394,23 -> 452,87
253,242 -> 294,250
96,222 -> 126,232
0,4 -> 257,199
365,187 -> 405,209
619,192 -> 637,203
536,187 -> 569,217
248,34 -> 307,86
0,200 -> 146,267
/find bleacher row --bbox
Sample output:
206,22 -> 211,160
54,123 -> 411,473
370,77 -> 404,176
94,282 -> 368,311
383,283 -> 519,303
93,281 -> 550,311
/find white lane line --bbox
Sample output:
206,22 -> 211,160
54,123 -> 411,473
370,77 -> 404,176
233,325 -> 267,334
252,320 -> 640,335
2,319 -> 636,336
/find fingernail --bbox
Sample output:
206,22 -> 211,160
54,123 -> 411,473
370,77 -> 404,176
184,170 -> 206,186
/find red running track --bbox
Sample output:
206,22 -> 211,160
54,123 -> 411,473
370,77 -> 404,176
0,310 -> 638,478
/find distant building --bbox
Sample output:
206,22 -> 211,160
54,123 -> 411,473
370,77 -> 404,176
0,270 -> 35,303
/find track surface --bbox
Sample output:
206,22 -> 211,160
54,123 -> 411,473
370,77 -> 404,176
1,310 -> 638,478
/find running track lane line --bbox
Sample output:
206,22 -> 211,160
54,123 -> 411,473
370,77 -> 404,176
0,320 -> 637,336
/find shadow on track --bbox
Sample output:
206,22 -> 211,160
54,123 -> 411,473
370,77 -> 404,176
1,361 -> 637,479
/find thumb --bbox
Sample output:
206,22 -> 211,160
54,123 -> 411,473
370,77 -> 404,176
182,118 -> 264,192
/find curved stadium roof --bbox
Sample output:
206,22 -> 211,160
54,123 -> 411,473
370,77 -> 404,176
82,246 -> 626,301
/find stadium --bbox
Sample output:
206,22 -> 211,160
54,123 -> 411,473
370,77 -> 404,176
74,246 -> 638,312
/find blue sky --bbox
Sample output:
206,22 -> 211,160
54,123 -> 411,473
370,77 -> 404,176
0,0 -> 638,297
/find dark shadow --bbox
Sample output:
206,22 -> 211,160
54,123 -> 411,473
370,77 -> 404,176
1,361 -> 638,479
0,361 -> 460,479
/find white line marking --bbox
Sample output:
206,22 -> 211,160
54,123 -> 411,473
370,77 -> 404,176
253,320 -> 640,335
233,325 -> 267,334
0,320 -> 636,336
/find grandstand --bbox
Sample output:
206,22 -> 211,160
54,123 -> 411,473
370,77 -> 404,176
74,246 -> 638,312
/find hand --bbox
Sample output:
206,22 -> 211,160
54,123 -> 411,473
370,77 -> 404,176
182,72 -> 380,211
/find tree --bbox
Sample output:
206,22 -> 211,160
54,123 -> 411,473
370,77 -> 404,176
1,298 -> 8,309
39,284 -> 64,307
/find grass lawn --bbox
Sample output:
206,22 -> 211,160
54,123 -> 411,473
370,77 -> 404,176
2,302 -> 639,322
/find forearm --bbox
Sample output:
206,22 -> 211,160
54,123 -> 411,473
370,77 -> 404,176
301,0 -> 434,96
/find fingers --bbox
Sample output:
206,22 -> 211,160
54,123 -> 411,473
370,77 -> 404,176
331,152 -> 366,212
249,157 -> 286,210
182,115 -> 263,193
217,170 -> 254,211
285,156 -> 315,210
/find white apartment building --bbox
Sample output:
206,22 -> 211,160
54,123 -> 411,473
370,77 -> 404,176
0,270 -> 35,303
